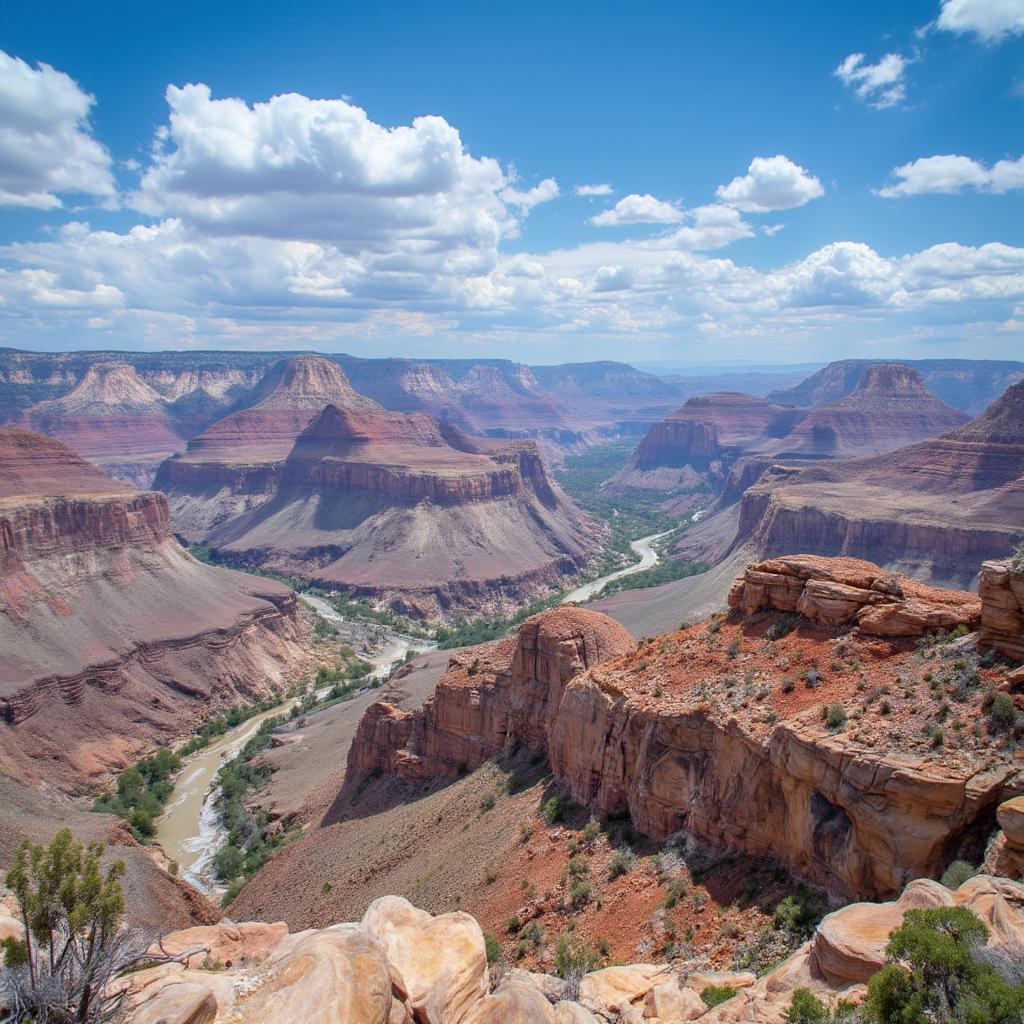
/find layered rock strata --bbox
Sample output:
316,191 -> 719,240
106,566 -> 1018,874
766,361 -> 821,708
20,363 -> 188,487
0,428 -> 310,791
727,554 -> 982,637
753,364 -> 969,461
155,354 -> 381,537
200,405 -> 601,619
731,379 -> 1024,587
605,393 -> 802,495
346,566 -> 1021,899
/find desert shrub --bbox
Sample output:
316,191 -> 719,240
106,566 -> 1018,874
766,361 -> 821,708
483,932 -> 502,964
992,692 -> 1019,729
773,890 -> 823,936
607,847 -> 636,880
581,817 -> 600,845
940,858 -> 977,890
479,792 -> 496,813
767,614 -> 800,641
823,703 -> 847,730
781,676 -> 796,694
553,933 -> 597,995
702,984 -> 738,1007
540,794 -> 572,824
804,668 -> 823,689
1012,539 -> 1024,570
507,915 -> 521,934
568,855 -> 589,878
569,877 -> 594,908
663,878 -> 689,909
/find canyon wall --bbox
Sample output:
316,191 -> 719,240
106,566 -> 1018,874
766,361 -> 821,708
0,428 -> 312,792
345,564 -> 1015,900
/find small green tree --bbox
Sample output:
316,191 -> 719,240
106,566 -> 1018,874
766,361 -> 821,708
1011,539 -> 1024,570
863,905 -> 1024,1023
2,828 -> 149,1022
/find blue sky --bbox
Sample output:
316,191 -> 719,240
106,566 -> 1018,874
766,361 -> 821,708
1,0 -> 1023,364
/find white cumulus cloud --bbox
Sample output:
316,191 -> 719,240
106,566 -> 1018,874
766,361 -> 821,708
878,153 -> 1024,196
590,193 -> 683,226
501,177 -> 559,210
715,155 -> 824,212
0,50 -> 116,209
131,83 -> 519,262
834,52 -> 910,108
575,183 -> 613,196
935,0 -> 1024,41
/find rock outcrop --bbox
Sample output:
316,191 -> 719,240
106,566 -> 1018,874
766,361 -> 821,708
768,357 -> 1024,416
727,554 -> 981,637
119,875 -> 1024,1024
342,607 -> 636,788
979,560 -> 1024,662
346,568 -> 1024,900
0,428 -> 311,792
155,354 -> 380,538
731,379 -> 1024,588
196,405 -> 601,620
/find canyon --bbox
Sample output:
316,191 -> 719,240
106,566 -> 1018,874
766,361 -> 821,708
198,401 -> 601,618
0,427 -> 316,928
608,364 -> 969,503
728,377 -> 1024,587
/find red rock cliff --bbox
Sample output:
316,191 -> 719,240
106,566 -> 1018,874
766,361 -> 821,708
0,428 -> 312,792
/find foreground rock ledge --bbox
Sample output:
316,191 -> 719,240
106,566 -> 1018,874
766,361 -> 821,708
115,876 -> 1024,1023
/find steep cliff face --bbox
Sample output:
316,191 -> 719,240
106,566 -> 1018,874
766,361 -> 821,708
204,405 -> 601,619
19,363 -> 188,487
0,428 -> 311,792
155,355 -> 380,539
756,364 -> 969,460
345,565 -> 1020,899
605,393 -> 802,495
731,380 -> 1024,587
979,560 -> 1024,661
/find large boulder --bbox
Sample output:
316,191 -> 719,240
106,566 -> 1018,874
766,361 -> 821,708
361,895 -> 488,1024
462,981 -> 556,1023
811,879 -> 953,984
578,964 -> 672,1016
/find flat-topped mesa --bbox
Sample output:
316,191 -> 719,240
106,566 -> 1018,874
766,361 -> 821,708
732,379 -> 1024,587
605,392 -> 803,494
342,608 -> 636,788
19,362 -> 187,487
0,428 -> 310,793
155,354 -> 378,538
978,560 -> 1024,662
728,554 -> 982,637
757,364 -> 970,460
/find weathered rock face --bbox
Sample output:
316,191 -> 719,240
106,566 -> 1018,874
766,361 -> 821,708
979,560 -> 1024,661
732,379 -> 1024,588
728,554 -> 981,638
199,406 -> 601,620
19,363 -> 189,487
605,393 -> 802,495
757,364 -> 969,461
155,355 -> 381,538
0,428 -> 311,792
342,608 -> 635,790
346,560 -> 1022,900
